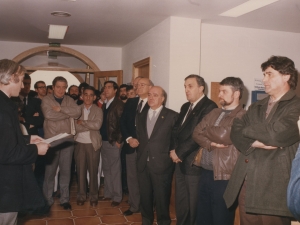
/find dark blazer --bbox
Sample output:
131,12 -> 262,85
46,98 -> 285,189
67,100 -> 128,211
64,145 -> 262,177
171,95 -> 217,175
136,106 -> 178,174
120,97 -> 149,154
23,97 -> 44,135
105,97 -> 124,144
0,91 -> 45,212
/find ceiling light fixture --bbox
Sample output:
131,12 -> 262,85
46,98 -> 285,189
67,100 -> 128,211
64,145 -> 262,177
48,25 -> 68,39
219,0 -> 279,17
51,11 -> 71,17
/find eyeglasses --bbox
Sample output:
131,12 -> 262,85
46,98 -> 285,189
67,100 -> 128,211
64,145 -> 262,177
37,86 -> 46,89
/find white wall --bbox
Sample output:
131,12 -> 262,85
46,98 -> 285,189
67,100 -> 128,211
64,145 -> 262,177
122,18 -> 171,91
122,17 -> 201,112
200,24 -> 300,107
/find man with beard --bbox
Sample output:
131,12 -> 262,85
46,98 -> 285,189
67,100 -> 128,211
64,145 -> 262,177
120,84 -> 128,103
68,85 -> 80,102
192,77 -> 245,225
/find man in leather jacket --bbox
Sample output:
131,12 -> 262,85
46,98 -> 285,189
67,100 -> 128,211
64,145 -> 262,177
100,81 -> 124,207
193,77 -> 245,225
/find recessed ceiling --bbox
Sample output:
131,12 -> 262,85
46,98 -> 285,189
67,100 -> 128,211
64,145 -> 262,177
0,0 -> 299,47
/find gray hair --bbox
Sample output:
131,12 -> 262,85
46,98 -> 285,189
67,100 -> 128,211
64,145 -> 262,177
0,59 -> 25,85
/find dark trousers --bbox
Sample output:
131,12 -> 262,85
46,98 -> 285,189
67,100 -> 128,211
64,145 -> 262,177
197,168 -> 235,225
238,181 -> 291,225
175,164 -> 201,225
74,142 -> 100,202
137,165 -> 172,225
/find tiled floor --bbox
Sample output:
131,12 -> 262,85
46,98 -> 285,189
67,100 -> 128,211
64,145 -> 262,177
17,177 -> 177,225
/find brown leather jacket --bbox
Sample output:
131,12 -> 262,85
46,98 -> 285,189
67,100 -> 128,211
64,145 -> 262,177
41,94 -> 81,139
192,104 -> 245,180
105,97 -> 124,144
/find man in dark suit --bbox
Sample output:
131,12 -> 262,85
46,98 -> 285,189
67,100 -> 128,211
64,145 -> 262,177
170,74 -> 217,225
136,86 -> 178,225
0,59 -> 49,225
120,78 -> 153,216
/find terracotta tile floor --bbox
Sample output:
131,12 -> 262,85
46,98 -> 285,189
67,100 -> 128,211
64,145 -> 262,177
17,177 -> 177,225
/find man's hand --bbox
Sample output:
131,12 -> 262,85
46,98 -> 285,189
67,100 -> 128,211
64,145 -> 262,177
30,135 -> 44,144
36,142 -> 50,155
170,150 -> 182,163
128,138 -> 139,148
33,112 -> 39,117
211,142 -> 228,148
76,119 -> 83,125
252,140 -> 277,150
52,106 -> 61,112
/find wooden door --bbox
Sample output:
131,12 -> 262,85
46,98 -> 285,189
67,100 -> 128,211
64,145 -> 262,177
94,70 -> 123,90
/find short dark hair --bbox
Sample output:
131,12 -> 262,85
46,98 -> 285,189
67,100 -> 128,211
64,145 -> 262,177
120,84 -> 127,89
24,73 -> 31,80
261,56 -> 298,90
184,74 -> 205,91
52,76 -> 68,87
104,81 -> 118,90
47,85 -> 53,91
79,82 -> 89,89
34,81 -> 45,89
220,77 -> 244,100
126,85 -> 133,92
68,85 -> 79,93
83,86 -> 96,95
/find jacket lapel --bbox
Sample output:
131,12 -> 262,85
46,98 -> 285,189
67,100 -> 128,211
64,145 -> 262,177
149,107 -> 167,139
179,96 -> 208,131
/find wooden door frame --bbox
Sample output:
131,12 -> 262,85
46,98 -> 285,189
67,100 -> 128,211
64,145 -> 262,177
132,57 -> 150,80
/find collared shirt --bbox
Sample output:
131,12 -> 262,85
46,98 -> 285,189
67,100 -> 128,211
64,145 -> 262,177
182,94 -> 205,124
105,97 -> 115,109
138,97 -> 148,112
148,105 -> 163,120
75,105 -> 92,143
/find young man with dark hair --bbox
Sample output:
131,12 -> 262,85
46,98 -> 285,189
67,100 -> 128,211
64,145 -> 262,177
193,77 -> 246,225
119,84 -> 128,102
68,85 -> 79,101
34,81 -> 47,99
41,76 -> 81,210
99,81 -> 124,207
224,56 -> 300,225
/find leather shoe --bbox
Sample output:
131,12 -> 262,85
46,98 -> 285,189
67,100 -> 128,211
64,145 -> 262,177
60,202 -> 72,210
123,209 -> 133,216
77,200 -> 84,206
111,201 -> 120,207
90,200 -> 98,207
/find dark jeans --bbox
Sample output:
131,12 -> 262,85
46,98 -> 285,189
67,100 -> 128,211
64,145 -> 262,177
197,168 -> 235,225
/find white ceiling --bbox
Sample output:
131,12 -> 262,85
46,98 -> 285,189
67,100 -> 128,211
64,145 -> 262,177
1,0 -> 299,47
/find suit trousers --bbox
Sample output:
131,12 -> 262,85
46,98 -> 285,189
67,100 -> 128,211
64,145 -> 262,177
197,168 -> 235,225
101,141 -> 122,202
175,164 -> 201,225
238,181 -> 291,225
74,142 -> 100,202
43,137 -> 74,205
137,165 -> 173,225
0,212 -> 17,225
126,151 -> 140,212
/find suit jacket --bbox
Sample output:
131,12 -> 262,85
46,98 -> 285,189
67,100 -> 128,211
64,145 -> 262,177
74,104 -> 103,151
23,97 -> 44,135
0,91 -> 45,212
136,106 -> 178,174
171,95 -> 217,175
120,97 -> 149,154
42,94 -> 81,139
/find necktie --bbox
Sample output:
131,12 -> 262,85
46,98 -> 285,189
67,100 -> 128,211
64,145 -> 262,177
137,100 -> 143,113
151,110 -> 156,120
186,103 -> 193,118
